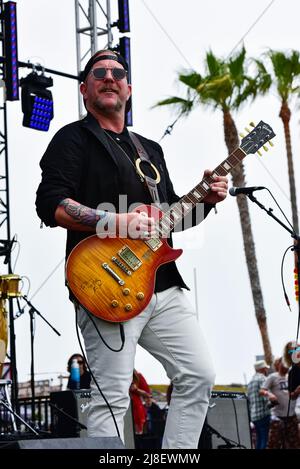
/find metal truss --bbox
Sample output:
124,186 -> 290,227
75,0 -> 115,116
0,0 -> 18,408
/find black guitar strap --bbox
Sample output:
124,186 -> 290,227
129,131 -> 162,207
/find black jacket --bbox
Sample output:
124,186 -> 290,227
36,113 -> 212,292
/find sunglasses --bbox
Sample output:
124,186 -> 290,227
90,67 -> 127,81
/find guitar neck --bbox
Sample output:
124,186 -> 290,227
158,146 -> 247,236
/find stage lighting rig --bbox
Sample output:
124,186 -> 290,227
117,0 -> 130,33
3,1 -> 19,101
20,69 -> 54,132
118,36 -> 132,126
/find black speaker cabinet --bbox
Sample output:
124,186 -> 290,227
50,390 -> 135,449
200,391 -> 252,449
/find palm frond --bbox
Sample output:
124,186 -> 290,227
153,96 -> 194,115
154,46 -> 269,119
268,49 -> 300,101
252,59 -> 272,93
205,50 -> 225,77
178,72 -> 203,90
228,46 -> 246,85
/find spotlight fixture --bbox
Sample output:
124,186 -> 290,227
20,71 -> 54,131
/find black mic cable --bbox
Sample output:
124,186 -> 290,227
281,245 -> 294,311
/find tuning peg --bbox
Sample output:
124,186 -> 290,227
249,122 -> 255,127
245,127 -> 250,133
257,150 -> 262,157
239,133 -> 245,138
263,145 -> 269,152
268,140 -> 274,147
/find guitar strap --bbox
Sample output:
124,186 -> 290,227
129,131 -> 162,207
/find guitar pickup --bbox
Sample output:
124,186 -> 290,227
102,263 -> 125,286
118,245 -> 142,271
112,256 -> 132,276
144,237 -> 162,252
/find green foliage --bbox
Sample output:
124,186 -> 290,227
154,96 -> 194,116
154,47 -> 300,120
267,49 -> 300,102
178,72 -> 202,90
155,46 -> 269,116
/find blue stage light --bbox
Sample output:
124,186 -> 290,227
20,72 -> 54,132
28,96 -> 53,131
119,36 -> 132,126
3,1 -> 19,101
118,0 -> 130,33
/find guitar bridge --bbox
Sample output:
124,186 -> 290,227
112,256 -> 132,276
102,263 -> 125,286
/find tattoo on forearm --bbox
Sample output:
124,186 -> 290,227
59,199 -> 107,227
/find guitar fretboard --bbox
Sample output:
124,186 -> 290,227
157,146 -> 246,237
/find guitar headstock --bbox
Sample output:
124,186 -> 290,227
240,121 -> 275,156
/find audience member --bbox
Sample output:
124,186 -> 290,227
261,357 -> 300,449
144,395 -> 165,432
67,353 -> 91,390
129,369 -> 152,434
247,359 -> 271,449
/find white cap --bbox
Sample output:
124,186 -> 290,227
254,359 -> 270,371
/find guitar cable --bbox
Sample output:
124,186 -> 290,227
80,302 -> 125,352
74,305 -> 122,438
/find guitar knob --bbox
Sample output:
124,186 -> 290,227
123,288 -> 130,296
125,304 -> 132,311
136,292 -> 144,301
111,300 -> 119,308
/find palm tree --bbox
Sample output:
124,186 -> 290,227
156,48 -> 274,363
256,50 -> 300,234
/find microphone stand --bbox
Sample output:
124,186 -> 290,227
204,422 -> 245,449
48,402 -> 87,434
0,397 -> 38,435
0,238 -> 19,415
247,192 -> 300,329
21,295 -> 61,428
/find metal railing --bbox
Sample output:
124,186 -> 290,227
0,395 -> 51,435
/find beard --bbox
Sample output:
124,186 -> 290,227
93,95 -> 123,114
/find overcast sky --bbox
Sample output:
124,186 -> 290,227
4,0 -> 300,387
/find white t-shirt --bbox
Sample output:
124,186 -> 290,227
263,372 -> 296,418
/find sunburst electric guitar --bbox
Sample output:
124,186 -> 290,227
66,121 -> 275,322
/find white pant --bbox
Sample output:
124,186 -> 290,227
77,286 -> 215,449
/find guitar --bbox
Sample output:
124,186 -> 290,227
66,120 -> 275,322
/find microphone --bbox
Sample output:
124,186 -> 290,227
229,186 -> 265,196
